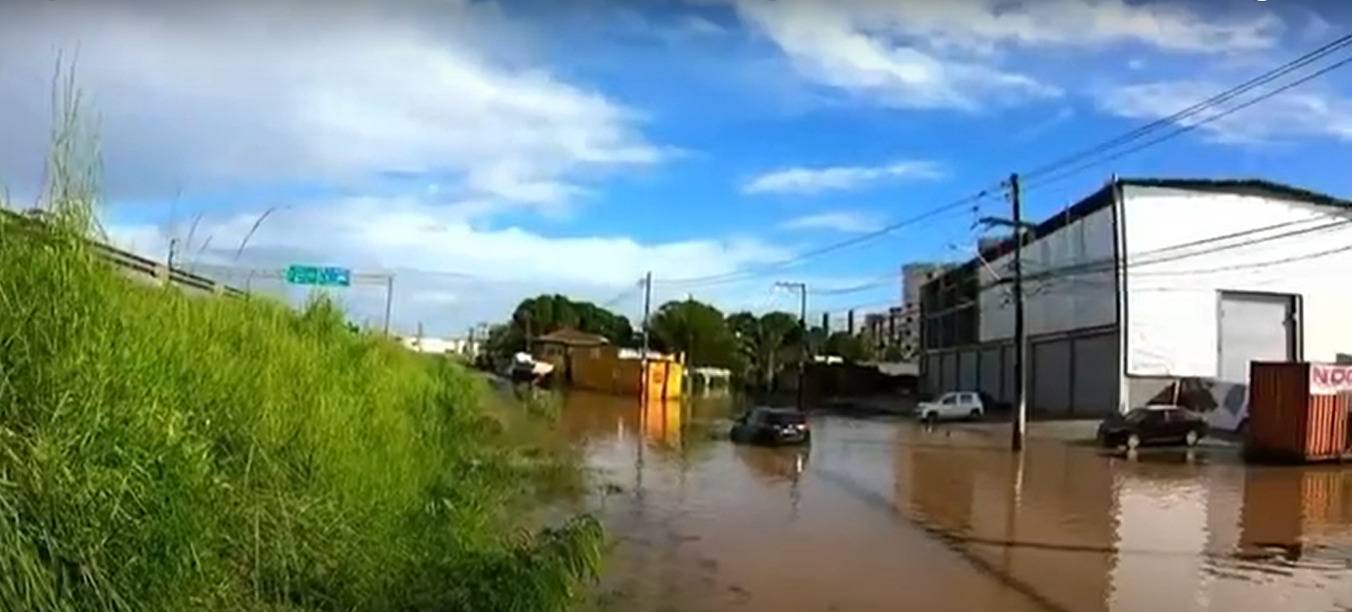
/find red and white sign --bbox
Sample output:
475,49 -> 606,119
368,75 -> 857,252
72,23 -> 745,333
1309,363 -> 1352,395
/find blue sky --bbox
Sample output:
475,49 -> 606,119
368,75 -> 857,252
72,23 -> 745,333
3,0 -> 1352,335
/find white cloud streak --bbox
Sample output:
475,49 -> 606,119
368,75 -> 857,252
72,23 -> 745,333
1100,80 -> 1352,145
778,211 -> 880,233
727,0 -> 1281,110
744,160 -> 944,195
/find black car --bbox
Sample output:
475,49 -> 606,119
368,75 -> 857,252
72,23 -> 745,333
1097,406 -> 1208,450
730,407 -> 810,446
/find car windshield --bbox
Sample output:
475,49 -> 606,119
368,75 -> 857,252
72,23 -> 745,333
1124,409 -> 1150,423
763,411 -> 806,425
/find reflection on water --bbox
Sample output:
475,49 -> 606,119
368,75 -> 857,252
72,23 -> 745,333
561,392 -> 1352,611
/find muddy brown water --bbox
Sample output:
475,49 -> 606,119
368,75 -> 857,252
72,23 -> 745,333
559,392 -> 1352,611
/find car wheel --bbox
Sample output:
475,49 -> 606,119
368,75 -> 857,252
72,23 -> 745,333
1185,429 -> 1199,447
924,412 -> 938,426
969,409 -> 981,421
1126,434 -> 1142,451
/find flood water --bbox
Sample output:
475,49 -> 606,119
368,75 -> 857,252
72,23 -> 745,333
559,392 -> 1352,612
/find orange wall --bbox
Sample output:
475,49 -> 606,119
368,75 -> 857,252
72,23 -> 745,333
568,346 -> 683,398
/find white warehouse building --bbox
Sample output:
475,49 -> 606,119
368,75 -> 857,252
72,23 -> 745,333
920,178 -> 1352,429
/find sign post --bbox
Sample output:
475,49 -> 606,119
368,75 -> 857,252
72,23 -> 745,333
285,265 -> 351,287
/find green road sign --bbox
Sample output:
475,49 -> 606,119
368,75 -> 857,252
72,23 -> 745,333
286,264 -> 351,287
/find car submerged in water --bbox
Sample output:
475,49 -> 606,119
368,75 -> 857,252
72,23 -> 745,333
730,407 -> 810,446
1097,405 -> 1208,450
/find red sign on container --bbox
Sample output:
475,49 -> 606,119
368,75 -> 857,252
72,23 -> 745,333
1309,364 -> 1352,395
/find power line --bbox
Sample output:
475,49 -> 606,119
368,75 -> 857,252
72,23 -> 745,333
1020,34 -> 1352,184
657,34 -> 1352,294
1023,50 -> 1352,194
654,188 -> 1001,288
809,272 -> 896,296
975,218 -> 1352,295
1016,218 -> 1352,284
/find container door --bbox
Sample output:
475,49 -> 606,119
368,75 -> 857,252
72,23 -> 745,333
1218,292 -> 1297,385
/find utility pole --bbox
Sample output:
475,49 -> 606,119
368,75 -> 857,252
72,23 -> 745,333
641,272 -> 653,401
776,282 -> 808,412
979,174 -> 1033,452
383,275 -> 395,335
821,312 -> 829,333
1010,173 -> 1027,452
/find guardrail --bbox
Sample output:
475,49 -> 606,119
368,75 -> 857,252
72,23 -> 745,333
3,208 -> 246,298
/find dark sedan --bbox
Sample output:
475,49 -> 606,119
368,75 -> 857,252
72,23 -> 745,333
730,407 -> 810,446
1098,405 -> 1208,450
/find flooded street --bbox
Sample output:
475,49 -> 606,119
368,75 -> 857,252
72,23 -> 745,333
560,392 -> 1352,611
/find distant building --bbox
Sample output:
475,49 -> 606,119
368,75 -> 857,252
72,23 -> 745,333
862,306 -> 919,360
532,328 -> 682,399
400,335 -> 480,356
920,178 -> 1352,429
860,263 -> 952,360
902,263 -> 953,310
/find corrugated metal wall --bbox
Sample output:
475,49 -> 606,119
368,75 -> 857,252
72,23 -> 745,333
958,351 -> 978,392
1071,334 -> 1119,417
979,348 -> 1002,402
1033,340 -> 1073,416
941,352 -> 958,394
924,329 -> 1118,415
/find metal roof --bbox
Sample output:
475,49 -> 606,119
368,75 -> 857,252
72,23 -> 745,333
533,327 -> 610,347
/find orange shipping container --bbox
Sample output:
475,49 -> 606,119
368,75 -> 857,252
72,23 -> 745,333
1248,362 -> 1352,463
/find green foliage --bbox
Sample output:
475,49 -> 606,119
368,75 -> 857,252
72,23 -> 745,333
824,331 -> 876,363
485,295 -> 634,362
726,310 -> 802,391
0,222 -> 601,611
648,299 -> 740,369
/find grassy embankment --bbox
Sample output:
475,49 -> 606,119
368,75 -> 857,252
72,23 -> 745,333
0,80 -> 599,611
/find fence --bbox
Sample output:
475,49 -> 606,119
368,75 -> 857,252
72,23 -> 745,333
3,208 -> 246,298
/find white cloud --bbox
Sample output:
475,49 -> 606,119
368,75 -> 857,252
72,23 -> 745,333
730,0 -> 1057,110
682,15 -> 729,36
744,160 -> 943,195
0,0 -> 662,210
103,196 -> 792,333
1100,80 -> 1352,145
727,0 -> 1281,110
779,211 -> 880,233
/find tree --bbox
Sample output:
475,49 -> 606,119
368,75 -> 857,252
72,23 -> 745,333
483,295 -> 634,364
726,310 -> 801,392
648,299 -> 739,369
510,294 -> 634,345
824,331 -> 875,363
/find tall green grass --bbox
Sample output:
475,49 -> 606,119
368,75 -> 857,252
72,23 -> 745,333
0,66 -> 600,609
0,218 -> 601,610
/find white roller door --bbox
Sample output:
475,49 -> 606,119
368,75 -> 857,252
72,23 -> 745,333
1218,292 -> 1296,384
